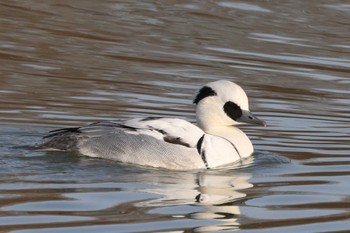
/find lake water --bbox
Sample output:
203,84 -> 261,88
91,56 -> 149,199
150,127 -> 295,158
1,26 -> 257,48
1,1 -> 350,232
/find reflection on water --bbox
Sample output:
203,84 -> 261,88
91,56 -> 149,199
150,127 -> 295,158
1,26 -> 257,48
1,0 -> 350,232
0,143 -> 256,232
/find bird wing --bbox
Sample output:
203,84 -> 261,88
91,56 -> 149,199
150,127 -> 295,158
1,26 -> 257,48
73,118 -> 207,169
44,117 -> 205,149
121,117 -> 205,148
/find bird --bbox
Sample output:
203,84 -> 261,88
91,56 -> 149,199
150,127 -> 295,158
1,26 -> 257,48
38,80 -> 265,170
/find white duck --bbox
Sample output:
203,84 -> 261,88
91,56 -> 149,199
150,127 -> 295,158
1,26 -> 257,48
39,80 -> 265,170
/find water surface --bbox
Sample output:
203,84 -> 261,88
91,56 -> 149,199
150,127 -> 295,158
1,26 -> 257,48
1,1 -> 350,232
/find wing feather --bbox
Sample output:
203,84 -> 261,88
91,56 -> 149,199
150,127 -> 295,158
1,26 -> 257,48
122,117 -> 204,148
41,117 -> 204,150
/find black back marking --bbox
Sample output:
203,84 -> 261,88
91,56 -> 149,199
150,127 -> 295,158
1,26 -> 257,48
163,136 -> 191,148
193,86 -> 217,104
118,124 -> 138,131
156,129 -> 166,135
140,117 -> 163,121
154,129 -> 191,148
91,121 -> 138,131
223,101 -> 242,121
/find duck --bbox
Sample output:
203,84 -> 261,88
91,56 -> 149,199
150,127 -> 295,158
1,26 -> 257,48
38,80 -> 265,170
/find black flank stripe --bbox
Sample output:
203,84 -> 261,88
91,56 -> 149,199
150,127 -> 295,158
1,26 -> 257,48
202,150 -> 209,169
196,134 -> 205,154
196,134 -> 209,169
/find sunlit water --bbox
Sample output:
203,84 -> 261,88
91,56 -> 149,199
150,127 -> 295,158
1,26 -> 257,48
1,1 -> 350,232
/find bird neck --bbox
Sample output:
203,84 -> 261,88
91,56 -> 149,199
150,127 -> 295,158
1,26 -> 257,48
195,100 -> 254,158
199,123 -> 254,159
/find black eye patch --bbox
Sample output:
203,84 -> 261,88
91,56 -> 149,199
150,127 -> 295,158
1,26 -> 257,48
223,101 -> 242,121
193,86 -> 217,104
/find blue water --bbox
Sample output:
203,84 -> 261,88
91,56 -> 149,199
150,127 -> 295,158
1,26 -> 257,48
1,0 -> 350,232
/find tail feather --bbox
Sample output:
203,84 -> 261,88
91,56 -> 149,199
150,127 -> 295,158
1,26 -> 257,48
43,127 -> 81,139
39,127 -> 81,151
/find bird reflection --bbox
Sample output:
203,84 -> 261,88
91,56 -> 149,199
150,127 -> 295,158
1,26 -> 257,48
129,158 -> 254,232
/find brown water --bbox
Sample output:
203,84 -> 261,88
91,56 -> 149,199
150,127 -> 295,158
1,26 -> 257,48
1,1 -> 350,232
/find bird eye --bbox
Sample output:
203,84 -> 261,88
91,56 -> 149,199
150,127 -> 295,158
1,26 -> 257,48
223,101 -> 242,121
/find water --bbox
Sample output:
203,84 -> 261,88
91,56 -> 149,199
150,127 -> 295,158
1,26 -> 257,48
1,0 -> 350,232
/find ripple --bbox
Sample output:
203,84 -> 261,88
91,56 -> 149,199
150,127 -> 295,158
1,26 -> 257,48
1,0 -> 350,232
217,2 -> 271,13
